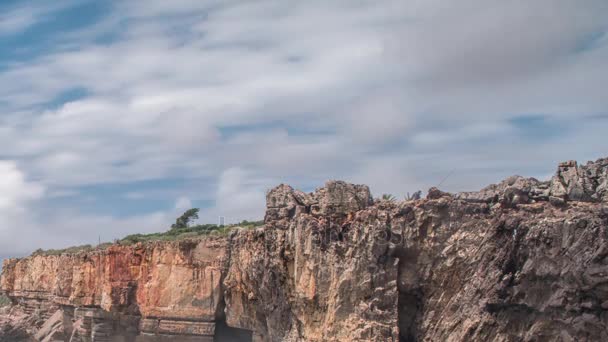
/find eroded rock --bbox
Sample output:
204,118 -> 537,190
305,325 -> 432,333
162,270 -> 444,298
2,157 -> 608,341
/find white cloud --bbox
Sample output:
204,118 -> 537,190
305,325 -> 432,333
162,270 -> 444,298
0,1 -> 80,36
200,168 -> 269,224
0,8 -> 36,35
0,210 -> 171,257
0,161 -> 44,213
0,0 -> 607,256
174,196 -> 193,211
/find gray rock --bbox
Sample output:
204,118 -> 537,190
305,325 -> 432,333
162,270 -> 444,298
265,181 -> 372,223
265,184 -> 317,223
548,159 -> 608,202
426,187 -> 451,200
457,158 -> 608,205
456,175 -> 539,204
549,196 -> 567,207
310,181 -> 373,216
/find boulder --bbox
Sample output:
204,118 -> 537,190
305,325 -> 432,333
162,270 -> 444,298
310,181 -> 373,216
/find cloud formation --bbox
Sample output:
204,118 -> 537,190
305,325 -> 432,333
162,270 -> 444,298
0,161 -> 44,212
0,0 -> 607,257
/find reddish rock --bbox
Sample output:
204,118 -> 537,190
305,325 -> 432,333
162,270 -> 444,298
2,158 -> 608,341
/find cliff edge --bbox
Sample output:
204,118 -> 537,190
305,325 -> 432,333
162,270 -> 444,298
2,157 -> 608,341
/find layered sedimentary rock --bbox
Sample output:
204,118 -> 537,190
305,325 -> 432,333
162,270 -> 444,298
1,239 -> 228,341
2,157 -> 608,341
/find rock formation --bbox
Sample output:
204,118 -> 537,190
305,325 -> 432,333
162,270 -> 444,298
2,157 -> 608,341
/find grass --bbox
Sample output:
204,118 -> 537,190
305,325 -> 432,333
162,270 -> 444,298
0,295 -> 10,307
32,244 -> 95,256
31,220 -> 265,255
119,220 -> 264,245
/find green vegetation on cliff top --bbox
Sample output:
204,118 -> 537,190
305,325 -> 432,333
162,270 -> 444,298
31,209 -> 264,257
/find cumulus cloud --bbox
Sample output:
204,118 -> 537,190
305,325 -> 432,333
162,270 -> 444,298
200,168 -> 270,224
0,0 -> 607,256
0,161 -> 44,213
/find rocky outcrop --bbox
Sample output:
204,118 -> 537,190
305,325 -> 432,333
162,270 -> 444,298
264,181 -> 373,227
2,158 -> 608,341
1,239 -> 228,341
456,157 -> 608,206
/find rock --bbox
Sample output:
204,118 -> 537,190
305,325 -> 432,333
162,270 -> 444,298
456,175 -> 539,204
457,158 -> 608,205
549,161 -> 589,201
310,181 -> 373,216
35,310 -> 65,342
549,196 -> 567,207
548,159 -> 608,202
426,187 -> 450,200
1,239 -> 228,341
265,184 -> 302,223
3,157 -> 608,341
503,186 -> 530,206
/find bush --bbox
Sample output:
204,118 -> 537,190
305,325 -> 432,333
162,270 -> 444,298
119,220 -> 264,245
404,191 -> 422,201
32,244 -> 94,256
28,218 -> 266,254
381,194 -> 396,202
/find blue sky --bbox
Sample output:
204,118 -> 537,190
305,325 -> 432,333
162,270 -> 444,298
0,0 -> 607,259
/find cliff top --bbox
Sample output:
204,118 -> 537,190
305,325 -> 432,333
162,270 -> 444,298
25,220 -> 264,259
10,156 -> 608,261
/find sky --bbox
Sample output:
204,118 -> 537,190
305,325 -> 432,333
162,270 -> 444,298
0,0 -> 607,261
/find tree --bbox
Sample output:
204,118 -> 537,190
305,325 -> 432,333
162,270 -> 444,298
171,208 -> 200,230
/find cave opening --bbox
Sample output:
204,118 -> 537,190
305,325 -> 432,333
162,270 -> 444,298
396,248 -> 422,342
398,291 -> 421,342
213,294 -> 253,342
213,319 -> 252,342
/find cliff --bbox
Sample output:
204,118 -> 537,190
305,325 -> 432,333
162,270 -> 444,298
2,157 -> 608,341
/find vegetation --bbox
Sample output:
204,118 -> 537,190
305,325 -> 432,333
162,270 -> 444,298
30,209 -> 264,255
404,191 -> 422,201
381,194 -> 397,202
32,244 -> 95,256
378,191 -> 422,203
0,295 -> 10,307
120,218 -> 264,245
171,208 -> 200,230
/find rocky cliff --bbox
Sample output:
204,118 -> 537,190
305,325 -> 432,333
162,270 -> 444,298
2,157 -> 608,341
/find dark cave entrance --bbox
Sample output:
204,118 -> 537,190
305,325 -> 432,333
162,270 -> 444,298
398,291 -> 421,342
213,319 -> 253,342
213,320 -> 253,342
395,248 -> 422,342
213,293 -> 253,342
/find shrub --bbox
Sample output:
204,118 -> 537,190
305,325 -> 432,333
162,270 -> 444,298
117,220 -> 264,245
32,244 -> 94,256
381,194 -> 396,202
28,216 -> 266,254
404,191 -> 422,201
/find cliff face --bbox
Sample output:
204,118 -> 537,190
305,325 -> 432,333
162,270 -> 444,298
1,239 -> 228,341
2,158 -> 608,341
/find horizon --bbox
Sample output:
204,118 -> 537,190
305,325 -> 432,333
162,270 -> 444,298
1,0 -> 607,259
